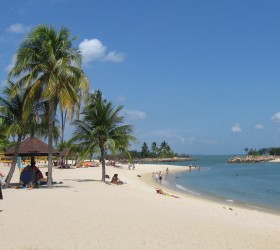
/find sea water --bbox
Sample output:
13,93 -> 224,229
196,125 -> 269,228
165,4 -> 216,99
163,155 -> 280,212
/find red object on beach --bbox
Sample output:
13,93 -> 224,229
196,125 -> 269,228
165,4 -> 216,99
83,162 -> 96,167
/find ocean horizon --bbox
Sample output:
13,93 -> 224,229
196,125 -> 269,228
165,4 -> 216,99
161,155 -> 280,213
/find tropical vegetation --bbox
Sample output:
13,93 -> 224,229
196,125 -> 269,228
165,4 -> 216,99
0,82 -> 51,186
244,147 -> 280,156
8,25 -> 89,187
70,90 -> 136,182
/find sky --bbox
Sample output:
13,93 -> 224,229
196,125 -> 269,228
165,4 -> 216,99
1,0 -> 280,155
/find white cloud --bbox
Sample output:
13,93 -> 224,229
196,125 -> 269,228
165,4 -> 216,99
231,123 -> 242,133
255,124 -> 264,130
104,51 -> 125,62
78,38 -> 125,64
7,23 -> 31,34
271,112 -> 280,122
122,109 -> 146,120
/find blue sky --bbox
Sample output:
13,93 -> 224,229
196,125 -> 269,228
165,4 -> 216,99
1,0 -> 280,155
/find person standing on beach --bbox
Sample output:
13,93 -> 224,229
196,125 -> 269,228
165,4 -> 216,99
0,171 -> 4,200
159,171 -> 163,183
155,172 -> 159,181
166,168 -> 169,175
0,171 -> 5,186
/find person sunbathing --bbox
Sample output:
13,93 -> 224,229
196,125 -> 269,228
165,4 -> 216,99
155,188 -> 179,198
111,174 -> 123,185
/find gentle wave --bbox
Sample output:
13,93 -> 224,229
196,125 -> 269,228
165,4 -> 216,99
175,184 -> 201,196
167,155 -> 280,211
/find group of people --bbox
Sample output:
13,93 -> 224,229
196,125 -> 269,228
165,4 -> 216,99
152,168 -> 170,183
19,161 -> 45,188
188,164 -> 200,171
128,163 -> 135,170
107,160 -> 116,167
152,171 -> 163,183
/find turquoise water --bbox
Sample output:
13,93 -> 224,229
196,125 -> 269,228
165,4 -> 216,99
163,155 -> 280,212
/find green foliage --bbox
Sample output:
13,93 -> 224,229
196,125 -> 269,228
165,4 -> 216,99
138,141 -> 176,158
70,90 -> 136,181
141,142 -> 149,158
8,25 -> 89,187
246,147 -> 280,156
269,147 -> 280,156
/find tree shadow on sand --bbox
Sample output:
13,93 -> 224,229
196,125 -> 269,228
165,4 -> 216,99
63,178 -> 100,183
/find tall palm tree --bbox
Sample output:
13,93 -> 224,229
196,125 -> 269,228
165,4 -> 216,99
71,90 -> 136,182
9,25 -> 89,187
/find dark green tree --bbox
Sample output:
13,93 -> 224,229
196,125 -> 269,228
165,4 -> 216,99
141,142 -> 150,158
71,90 -> 136,182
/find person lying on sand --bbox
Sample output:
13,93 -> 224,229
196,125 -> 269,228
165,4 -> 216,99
155,188 -> 179,198
111,174 -> 124,185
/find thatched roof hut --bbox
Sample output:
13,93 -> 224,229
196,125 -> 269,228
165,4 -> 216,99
4,137 -> 60,157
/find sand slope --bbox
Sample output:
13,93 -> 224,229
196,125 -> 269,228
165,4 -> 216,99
0,163 -> 279,250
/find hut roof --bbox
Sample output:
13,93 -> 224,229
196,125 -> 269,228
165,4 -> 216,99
4,137 -> 60,156
59,148 -> 69,158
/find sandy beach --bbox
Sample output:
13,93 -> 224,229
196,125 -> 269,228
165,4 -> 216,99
0,162 -> 280,250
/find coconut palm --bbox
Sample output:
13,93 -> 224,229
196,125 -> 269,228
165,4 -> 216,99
141,142 -> 149,158
71,90 -> 136,182
151,141 -> 158,155
9,25 -> 89,187
0,82 -> 36,186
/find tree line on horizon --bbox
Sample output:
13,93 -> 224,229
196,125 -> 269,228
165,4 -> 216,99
0,25 -> 136,187
244,147 -> 280,156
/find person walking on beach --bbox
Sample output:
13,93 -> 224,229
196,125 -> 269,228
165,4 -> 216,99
159,171 -> 163,183
155,172 -> 159,182
166,168 -> 169,175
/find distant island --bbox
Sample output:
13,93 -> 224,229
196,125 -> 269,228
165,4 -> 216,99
227,155 -> 278,163
118,156 -> 195,164
107,141 -> 195,163
227,147 -> 280,163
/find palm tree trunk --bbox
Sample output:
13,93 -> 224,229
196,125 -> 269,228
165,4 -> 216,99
4,135 -> 22,187
60,109 -> 67,144
47,100 -> 55,188
100,146 -> 106,182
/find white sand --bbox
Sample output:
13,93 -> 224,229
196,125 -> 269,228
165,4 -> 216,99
0,162 -> 280,250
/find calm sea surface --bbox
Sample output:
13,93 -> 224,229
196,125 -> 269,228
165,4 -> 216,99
162,155 -> 280,212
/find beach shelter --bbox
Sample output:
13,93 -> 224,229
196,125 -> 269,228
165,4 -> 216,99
4,137 -> 60,185
4,137 -> 60,160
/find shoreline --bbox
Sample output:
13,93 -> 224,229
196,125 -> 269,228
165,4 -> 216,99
1,163 -> 280,249
139,165 -> 280,216
163,169 -> 280,215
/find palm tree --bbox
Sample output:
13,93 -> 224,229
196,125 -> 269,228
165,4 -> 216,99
141,142 -> 149,158
0,82 -> 35,186
71,90 -> 136,182
151,141 -> 158,155
9,25 -> 89,187
160,141 -> 168,151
